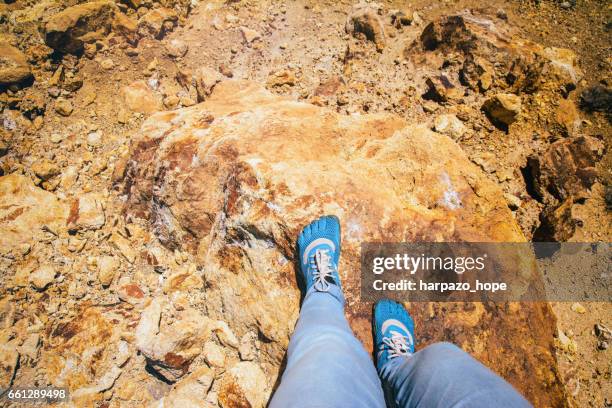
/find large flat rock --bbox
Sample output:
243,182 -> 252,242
122,80 -> 567,406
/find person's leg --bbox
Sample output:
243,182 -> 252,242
379,342 -> 532,408
269,216 -> 385,408
374,300 -> 531,408
270,285 -> 385,408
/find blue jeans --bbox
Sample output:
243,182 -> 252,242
270,289 -> 531,408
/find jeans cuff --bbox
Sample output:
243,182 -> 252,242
305,284 -> 345,306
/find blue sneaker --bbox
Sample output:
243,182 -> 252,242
297,215 -> 342,293
374,299 -> 415,371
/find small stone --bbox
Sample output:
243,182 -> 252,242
67,236 -> 87,253
138,7 -> 178,39
346,4 -> 386,51
226,14 -> 239,24
83,43 -> 97,59
87,131 -> 102,147
121,80 -> 161,114
100,59 -> 115,70
136,299 -> 212,382
50,133 -> 64,143
90,157 -> 107,176
390,10 -> 412,28
424,75 -> 463,103
213,321 -> 239,348
161,366 -> 215,407
164,95 -> 180,109
0,43 -> 33,86
166,39 -> 188,58
83,90 -> 97,106
180,96 -> 196,107
557,330 -> 577,353
67,194 -> 105,231
594,324 -> 611,340
239,26 -> 261,44
44,1 -> 116,54
63,76 -> 83,92
203,341 -> 226,368
496,9 -> 508,20
239,332 -> 257,361
483,93 -> 521,127
219,362 -> 267,408
55,98 -> 74,116
32,159 -> 60,181
194,67 -> 223,102
554,99 -> 580,136
98,255 -> 119,287
0,141 -> 8,157
110,233 -> 137,263
219,64 -> 233,78
422,100 -> 439,113
503,193 -> 521,210
117,108 -> 130,124
30,264 -> 56,291
570,302 -> 586,314
60,166 -> 79,189
48,87 -> 61,98
267,70 -> 296,87
433,114 -> 466,139
117,277 -> 147,305
146,59 -> 159,75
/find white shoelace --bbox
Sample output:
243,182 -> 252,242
381,330 -> 412,359
310,249 -> 336,292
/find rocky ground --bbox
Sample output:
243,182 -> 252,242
0,0 -> 610,407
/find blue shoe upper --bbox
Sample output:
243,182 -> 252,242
374,299 -> 415,371
297,215 -> 342,293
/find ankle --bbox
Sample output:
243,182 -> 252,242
305,284 -> 345,306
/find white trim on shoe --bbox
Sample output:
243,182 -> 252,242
302,238 -> 336,265
381,319 -> 414,346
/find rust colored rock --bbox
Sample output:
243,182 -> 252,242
412,14 -> 582,95
0,43 -> 33,86
218,362 -> 267,408
534,196 -> 580,242
0,174 -> 68,256
135,298 -> 212,382
45,1 -> 117,54
528,136 -> 605,203
266,69 -> 296,87
424,75 -> 464,103
121,80 -> 161,114
39,306 -> 126,406
138,8 -> 178,39
483,93 -> 522,127
553,99 -> 581,137
112,11 -> 138,45
460,54 -> 493,92
346,4 -> 386,52
121,80 -> 568,406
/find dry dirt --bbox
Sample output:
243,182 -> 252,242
0,0 -> 610,407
